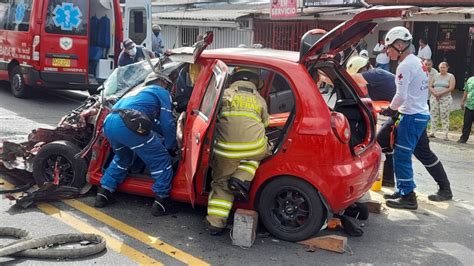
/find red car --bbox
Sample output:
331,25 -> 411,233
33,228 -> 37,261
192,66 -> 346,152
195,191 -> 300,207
1,6 -> 418,241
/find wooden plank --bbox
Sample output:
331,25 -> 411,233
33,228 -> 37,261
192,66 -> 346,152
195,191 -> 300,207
298,235 -> 347,254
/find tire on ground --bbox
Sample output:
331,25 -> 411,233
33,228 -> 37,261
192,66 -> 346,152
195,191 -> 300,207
33,141 -> 88,189
257,176 -> 326,242
10,65 -> 30,98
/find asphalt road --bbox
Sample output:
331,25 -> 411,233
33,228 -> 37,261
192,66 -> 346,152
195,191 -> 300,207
1,84 -> 473,265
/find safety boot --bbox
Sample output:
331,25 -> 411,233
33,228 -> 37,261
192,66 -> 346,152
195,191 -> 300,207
206,221 -> 225,236
386,192 -> 418,210
383,191 -> 401,200
94,187 -> 113,208
151,196 -> 171,216
428,187 -> 453,202
228,177 -> 251,201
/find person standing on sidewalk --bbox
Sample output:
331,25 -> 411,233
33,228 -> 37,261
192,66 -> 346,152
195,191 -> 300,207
346,56 -> 452,201
429,62 -> 456,141
424,59 -> 438,109
379,26 -> 431,210
458,76 -> 474,143
372,39 -> 390,72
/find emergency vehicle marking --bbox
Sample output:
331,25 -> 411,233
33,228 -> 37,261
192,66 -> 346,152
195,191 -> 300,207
60,37 -> 73,51
14,0 -> 26,24
52,3 -> 83,31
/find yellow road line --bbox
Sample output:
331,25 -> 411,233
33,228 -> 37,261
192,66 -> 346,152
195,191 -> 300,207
0,178 -> 162,265
63,199 -> 210,266
38,203 -> 162,265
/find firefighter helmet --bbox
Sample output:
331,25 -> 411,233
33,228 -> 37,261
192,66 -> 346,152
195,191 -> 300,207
346,56 -> 369,75
385,26 -> 412,46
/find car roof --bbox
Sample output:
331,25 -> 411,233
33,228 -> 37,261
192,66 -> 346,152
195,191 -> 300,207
201,48 -> 299,63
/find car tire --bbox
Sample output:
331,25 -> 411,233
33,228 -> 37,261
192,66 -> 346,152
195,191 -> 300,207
33,141 -> 88,189
257,176 -> 326,242
10,65 -> 30,98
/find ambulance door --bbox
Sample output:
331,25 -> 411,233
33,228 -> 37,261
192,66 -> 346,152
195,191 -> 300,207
124,0 -> 151,49
184,60 -> 228,205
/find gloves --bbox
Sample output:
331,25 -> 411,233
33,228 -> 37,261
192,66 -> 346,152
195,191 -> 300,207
380,107 -> 398,117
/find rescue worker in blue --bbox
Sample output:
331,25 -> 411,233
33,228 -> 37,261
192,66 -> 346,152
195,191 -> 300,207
380,26 -> 431,210
94,71 -> 177,216
118,39 -> 155,67
346,56 -> 453,202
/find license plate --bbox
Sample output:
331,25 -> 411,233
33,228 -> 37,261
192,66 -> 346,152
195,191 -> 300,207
52,58 -> 71,67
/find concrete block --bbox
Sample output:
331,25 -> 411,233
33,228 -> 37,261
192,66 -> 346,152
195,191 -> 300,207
360,200 -> 382,214
232,209 -> 258,248
298,235 -> 347,253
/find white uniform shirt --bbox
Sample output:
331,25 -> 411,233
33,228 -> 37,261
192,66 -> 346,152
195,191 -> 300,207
390,54 -> 429,115
373,43 -> 390,64
417,44 -> 432,60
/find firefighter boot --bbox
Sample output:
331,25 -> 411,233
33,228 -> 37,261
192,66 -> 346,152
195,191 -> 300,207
428,187 -> 453,202
95,187 -> 113,208
206,220 -> 225,236
151,196 -> 171,216
386,192 -> 418,210
228,177 -> 251,201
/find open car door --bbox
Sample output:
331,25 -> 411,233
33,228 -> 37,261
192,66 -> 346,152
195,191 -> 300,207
299,6 -> 421,64
184,60 -> 229,205
166,31 -> 214,64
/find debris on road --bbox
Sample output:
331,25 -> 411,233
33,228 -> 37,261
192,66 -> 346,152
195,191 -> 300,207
298,235 -> 347,254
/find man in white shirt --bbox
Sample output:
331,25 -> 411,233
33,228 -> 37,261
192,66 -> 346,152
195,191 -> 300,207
372,40 -> 390,71
380,26 -> 431,210
417,38 -> 432,60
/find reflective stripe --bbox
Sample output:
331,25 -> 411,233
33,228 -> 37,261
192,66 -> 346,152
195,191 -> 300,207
424,159 -> 440,168
208,199 -> 232,209
241,160 -> 259,168
130,136 -> 154,150
214,144 -> 267,159
397,178 -> 413,182
150,165 -> 172,175
208,208 -> 229,218
395,144 -> 411,151
115,146 -> 125,151
161,107 -> 172,112
237,165 -> 256,175
220,111 -> 261,123
215,137 -> 266,151
112,160 -> 127,170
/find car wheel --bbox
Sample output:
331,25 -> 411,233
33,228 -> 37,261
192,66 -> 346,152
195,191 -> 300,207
33,141 -> 88,188
258,176 -> 326,242
10,65 -> 30,98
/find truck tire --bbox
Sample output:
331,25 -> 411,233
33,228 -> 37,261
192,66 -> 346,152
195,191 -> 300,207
10,65 -> 30,98
257,176 -> 326,242
33,141 -> 88,189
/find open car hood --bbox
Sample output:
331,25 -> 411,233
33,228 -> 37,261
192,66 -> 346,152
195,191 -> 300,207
299,6 -> 420,64
166,31 -> 214,64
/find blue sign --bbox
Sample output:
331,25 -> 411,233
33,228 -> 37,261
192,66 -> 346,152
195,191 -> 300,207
52,3 -> 83,31
15,0 -> 26,24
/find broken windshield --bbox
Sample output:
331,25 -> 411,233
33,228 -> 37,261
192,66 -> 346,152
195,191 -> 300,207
102,60 -> 156,99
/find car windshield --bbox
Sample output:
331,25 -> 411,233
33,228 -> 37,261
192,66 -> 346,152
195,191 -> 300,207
102,60 -> 155,99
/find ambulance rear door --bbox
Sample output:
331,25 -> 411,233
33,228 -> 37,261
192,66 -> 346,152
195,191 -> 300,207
124,0 -> 152,49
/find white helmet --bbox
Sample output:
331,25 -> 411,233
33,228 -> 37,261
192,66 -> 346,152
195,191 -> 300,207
359,49 -> 369,58
346,56 -> 369,75
385,26 -> 412,46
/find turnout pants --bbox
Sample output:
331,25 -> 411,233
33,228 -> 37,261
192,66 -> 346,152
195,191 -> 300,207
207,153 -> 266,229
429,94 -> 452,138
100,113 -> 173,198
377,114 -> 449,193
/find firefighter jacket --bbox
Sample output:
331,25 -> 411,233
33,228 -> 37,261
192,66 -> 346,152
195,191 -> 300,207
214,80 -> 269,159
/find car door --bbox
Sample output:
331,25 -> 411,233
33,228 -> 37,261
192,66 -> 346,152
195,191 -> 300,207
184,60 -> 228,204
124,0 -> 152,49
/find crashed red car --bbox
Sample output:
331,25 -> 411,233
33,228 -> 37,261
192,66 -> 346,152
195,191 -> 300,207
0,6 -> 418,241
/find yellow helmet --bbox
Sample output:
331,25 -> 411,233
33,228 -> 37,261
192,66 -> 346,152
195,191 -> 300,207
346,56 -> 369,75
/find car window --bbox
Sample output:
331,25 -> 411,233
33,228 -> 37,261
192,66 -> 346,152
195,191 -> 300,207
128,8 -> 146,45
45,0 -> 88,36
0,0 -> 33,31
199,66 -> 224,120
268,73 -> 295,114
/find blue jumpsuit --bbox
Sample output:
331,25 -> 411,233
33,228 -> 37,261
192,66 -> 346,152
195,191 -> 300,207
100,85 -> 177,198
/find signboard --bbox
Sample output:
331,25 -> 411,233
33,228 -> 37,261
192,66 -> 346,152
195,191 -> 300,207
270,0 -> 297,19
437,24 -> 456,51
304,0 -> 360,7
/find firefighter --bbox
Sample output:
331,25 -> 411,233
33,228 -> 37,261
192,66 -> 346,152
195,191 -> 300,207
346,56 -> 452,202
94,71 -> 178,216
206,68 -> 271,235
